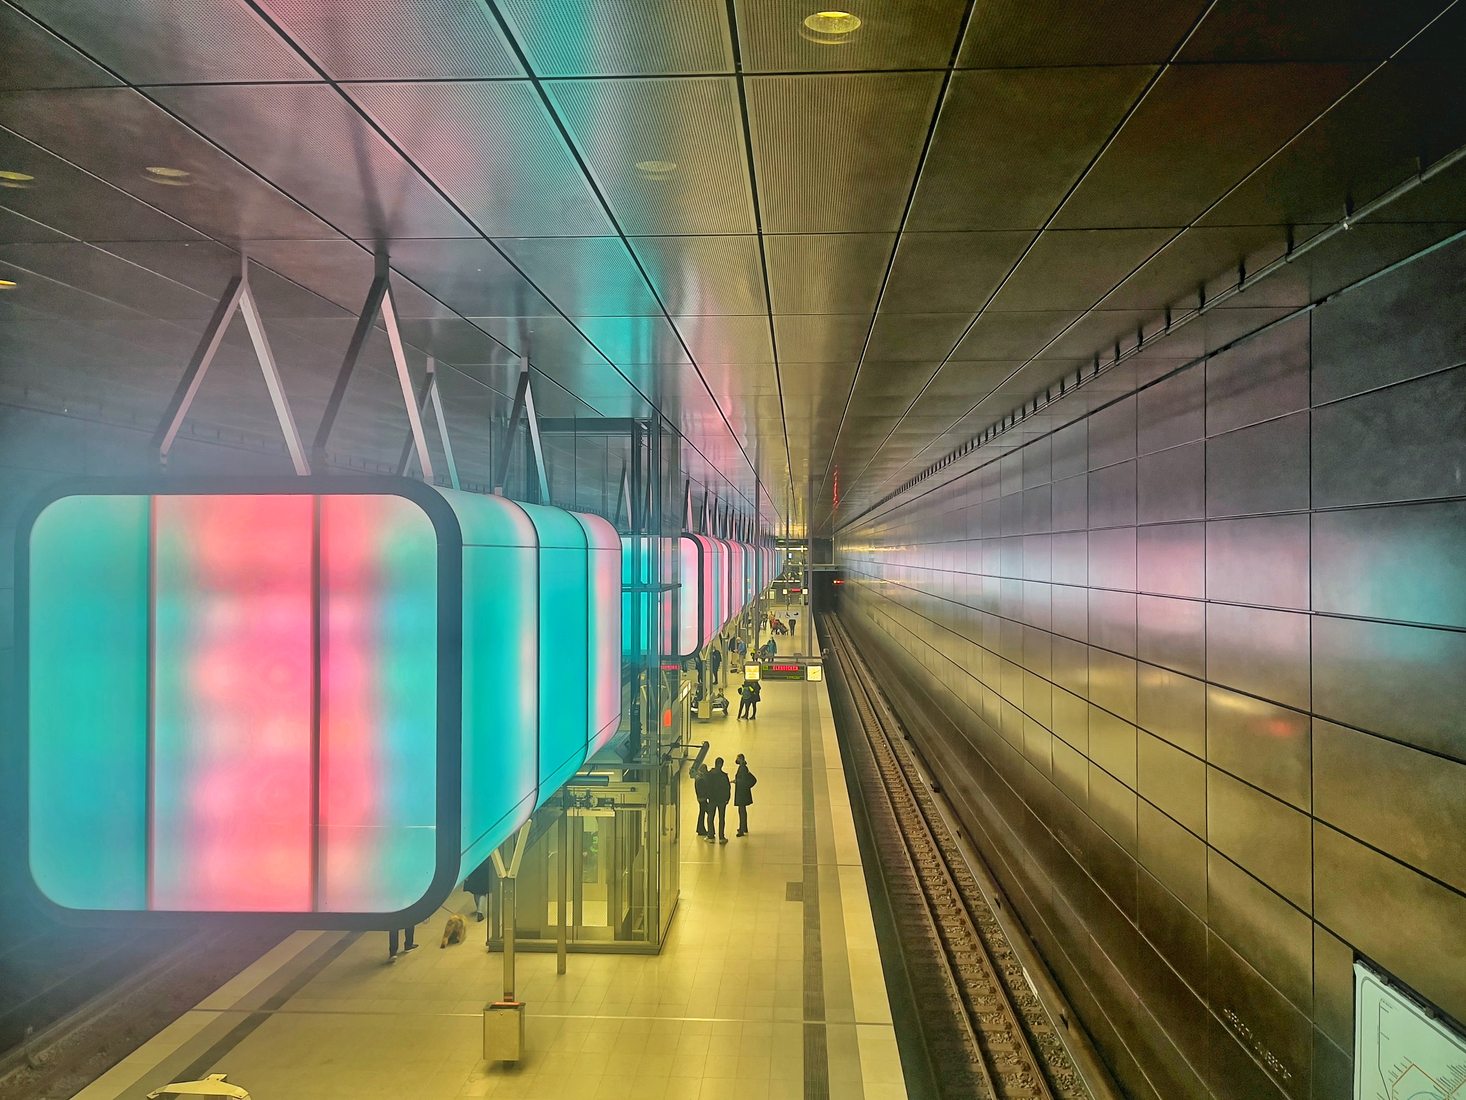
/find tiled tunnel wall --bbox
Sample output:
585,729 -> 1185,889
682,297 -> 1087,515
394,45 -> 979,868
836,237 -> 1466,1100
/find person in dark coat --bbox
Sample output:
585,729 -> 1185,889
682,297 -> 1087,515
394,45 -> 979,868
733,753 -> 757,837
693,763 -> 712,837
707,757 -> 732,842
464,858 -> 495,921
710,646 -> 723,683
746,678 -> 762,719
737,678 -> 757,719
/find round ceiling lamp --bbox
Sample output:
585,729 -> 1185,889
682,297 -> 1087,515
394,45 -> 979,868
801,10 -> 862,44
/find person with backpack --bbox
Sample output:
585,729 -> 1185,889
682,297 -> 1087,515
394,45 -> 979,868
733,754 -> 757,837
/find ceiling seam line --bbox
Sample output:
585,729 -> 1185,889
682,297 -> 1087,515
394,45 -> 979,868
852,0 -> 1459,505
723,0 -> 797,522
808,0 -> 981,511
477,0 -> 779,525
824,0 -> 1224,520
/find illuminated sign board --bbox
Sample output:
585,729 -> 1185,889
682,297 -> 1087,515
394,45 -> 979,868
19,478 -> 619,926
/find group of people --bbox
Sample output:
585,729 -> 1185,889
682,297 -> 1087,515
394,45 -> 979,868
693,754 -> 757,842
769,612 -> 797,636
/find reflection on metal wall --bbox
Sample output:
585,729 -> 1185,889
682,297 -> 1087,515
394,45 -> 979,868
836,237 -> 1466,1100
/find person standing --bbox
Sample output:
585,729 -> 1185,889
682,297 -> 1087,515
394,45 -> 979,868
707,757 -> 732,842
737,678 -> 757,719
387,924 -> 418,962
693,762 -> 712,838
463,858 -> 494,921
746,679 -> 762,719
710,646 -> 723,684
733,754 -> 757,837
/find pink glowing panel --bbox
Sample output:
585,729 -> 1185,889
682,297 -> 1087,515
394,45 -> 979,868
150,495 -> 315,912
678,535 -> 700,657
317,495 -> 439,914
576,513 -> 622,752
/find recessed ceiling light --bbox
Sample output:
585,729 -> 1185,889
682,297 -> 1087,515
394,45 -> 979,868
0,169 -> 34,190
801,10 -> 861,43
144,165 -> 193,186
635,160 -> 678,180
0,279 -> 18,290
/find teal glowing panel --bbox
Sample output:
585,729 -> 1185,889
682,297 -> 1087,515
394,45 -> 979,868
150,495 -> 316,911
439,487 -> 539,880
318,495 -> 439,914
521,503 -> 589,793
28,495 -> 149,911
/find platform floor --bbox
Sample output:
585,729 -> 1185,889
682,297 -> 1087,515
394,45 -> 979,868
73,672 -> 907,1100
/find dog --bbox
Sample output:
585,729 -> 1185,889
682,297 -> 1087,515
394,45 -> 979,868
440,912 -> 467,948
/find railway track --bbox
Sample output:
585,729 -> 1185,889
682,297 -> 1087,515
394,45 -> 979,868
823,615 -> 1092,1100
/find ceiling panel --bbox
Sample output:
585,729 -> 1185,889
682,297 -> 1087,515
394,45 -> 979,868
13,0 -> 316,83
747,73 -> 943,233
0,89 -> 338,242
629,235 -> 766,316
950,310 -> 1080,360
1053,62 -> 1369,229
908,67 -> 1154,231
385,237 -> 554,317
958,0 -> 1207,66
1179,0 -> 1447,62
395,316 -> 512,367
988,228 -> 1176,311
237,238 -> 457,319
866,313 -> 971,361
548,77 -> 755,235
497,0 -> 733,76
0,4 -> 120,89
346,81 -> 611,237
1099,224 -> 1323,311
0,240 -> 219,320
778,360 -> 856,398
575,314 -> 689,365
496,236 -> 662,316
0,129 -> 203,242
151,84 -> 474,241
880,231 -> 1033,314
469,314 -> 602,366
846,361 -> 941,400
735,0 -> 967,72
256,0 -> 522,78
674,315 -> 774,365
772,314 -> 868,362
0,207 -> 71,245
765,233 -> 893,315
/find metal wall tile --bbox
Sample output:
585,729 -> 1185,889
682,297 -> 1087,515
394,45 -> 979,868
1090,647 -> 1138,721
1206,603 -> 1310,710
1206,412 -> 1310,518
1089,592 -> 1137,660
736,0 -> 967,73
1207,768 -> 1312,909
747,73 -> 943,233
15,0 -> 316,82
1089,761 -> 1139,854
548,77 -> 755,235
1053,686 -> 1089,752
1137,595 -> 1205,679
1137,665 -> 1206,756
1206,514 -> 1311,610
1205,931 -> 1312,1099
1088,460 -> 1137,528
347,81 -> 611,237
1207,848 -> 1313,1014
1314,823 -> 1466,1021
1311,923 -> 1356,1052
1053,735 -> 1089,807
1313,718 -> 1466,892
1089,526 -> 1137,590
1137,440 -> 1204,523
1312,237 -> 1466,404
1137,365 -> 1204,454
1051,531 -> 1088,585
1206,685 -> 1311,810
1136,522 -> 1204,598
498,0 -> 733,76
1138,867 -> 1206,992
1052,473 -> 1089,532
1312,501 -> 1466,629
1088,394 -> 1138,468
1052,419 -> 1088,478
1311,366 -> 1466,508
1206,314 -> 1309,436
1091,705 -> 1139,787
1312,615 -> 1466,763
259,0 -> 522,78
1138,732 -> 1204,836
1138,798 -> 1207,917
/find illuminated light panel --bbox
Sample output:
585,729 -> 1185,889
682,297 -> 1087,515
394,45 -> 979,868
23,480 -> 622,924
801,9 -> 862,43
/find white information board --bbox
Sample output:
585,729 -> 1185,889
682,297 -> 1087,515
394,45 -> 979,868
1355,959 -> 1466,1100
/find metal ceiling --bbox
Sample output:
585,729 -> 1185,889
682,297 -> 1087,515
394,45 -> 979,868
1,0 -> 1464,533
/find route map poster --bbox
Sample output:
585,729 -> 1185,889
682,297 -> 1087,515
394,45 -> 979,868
1355,960 -> 1466,1100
